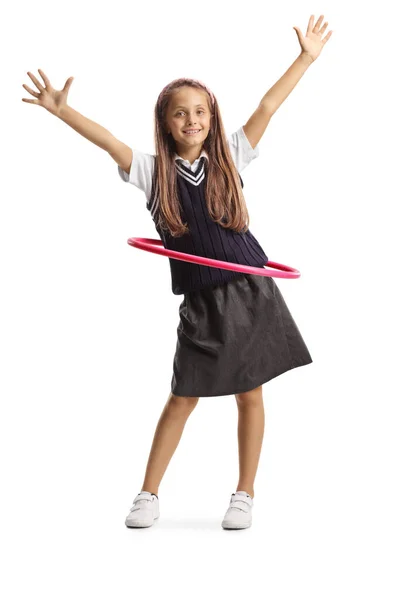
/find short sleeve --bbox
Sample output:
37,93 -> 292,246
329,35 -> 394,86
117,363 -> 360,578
227,125 -> 260,173
117,149 -> 155,203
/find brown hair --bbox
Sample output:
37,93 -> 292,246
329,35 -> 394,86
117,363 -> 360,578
153,77 -> 250,238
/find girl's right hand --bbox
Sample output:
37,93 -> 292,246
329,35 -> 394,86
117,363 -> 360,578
22,69 -> 74,116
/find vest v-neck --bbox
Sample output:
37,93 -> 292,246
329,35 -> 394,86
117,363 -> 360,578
175,157 -> 206,187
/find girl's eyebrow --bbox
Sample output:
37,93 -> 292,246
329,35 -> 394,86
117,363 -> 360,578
174,104 -> 206,109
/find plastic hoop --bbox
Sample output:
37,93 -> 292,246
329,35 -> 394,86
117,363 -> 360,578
127,237 -> 300,279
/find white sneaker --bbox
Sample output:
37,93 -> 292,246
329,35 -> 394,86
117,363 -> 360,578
125,491 -> 160,528
221,491 -> 253,529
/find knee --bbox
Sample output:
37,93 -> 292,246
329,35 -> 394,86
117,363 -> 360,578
168,392 -> 199,413
235,385 -> 263,407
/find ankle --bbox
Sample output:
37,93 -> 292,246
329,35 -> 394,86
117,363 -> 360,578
141,489 -> 159,498
236,487 -> 254,498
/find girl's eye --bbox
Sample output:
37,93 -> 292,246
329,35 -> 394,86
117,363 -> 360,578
176,110 -> 205,116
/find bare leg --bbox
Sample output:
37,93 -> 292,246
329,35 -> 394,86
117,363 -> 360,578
234,385 -> 265,498
141,393 -> 199,495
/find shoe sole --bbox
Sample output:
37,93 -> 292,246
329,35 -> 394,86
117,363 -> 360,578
125,516 -> 159,528
221,521 -> 252,529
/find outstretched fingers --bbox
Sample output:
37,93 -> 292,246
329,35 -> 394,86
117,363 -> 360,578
22,82 -> 39,98
37,69 -> 51,88
307,13 -> 333,45
26,70 -> 45,93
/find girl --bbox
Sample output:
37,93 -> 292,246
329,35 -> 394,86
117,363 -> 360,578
22,15 -> 332,530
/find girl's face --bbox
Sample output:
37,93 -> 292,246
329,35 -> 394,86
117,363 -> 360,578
165,86 -> 212,155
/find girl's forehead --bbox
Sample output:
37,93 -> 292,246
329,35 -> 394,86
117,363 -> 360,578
169,87 -> 208,107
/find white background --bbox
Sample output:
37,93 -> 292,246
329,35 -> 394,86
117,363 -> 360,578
2,0 -> 399,598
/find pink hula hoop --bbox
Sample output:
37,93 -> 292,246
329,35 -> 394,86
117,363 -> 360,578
127,237 -> 300,279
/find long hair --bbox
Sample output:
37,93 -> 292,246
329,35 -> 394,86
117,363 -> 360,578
153,77 -> 250,238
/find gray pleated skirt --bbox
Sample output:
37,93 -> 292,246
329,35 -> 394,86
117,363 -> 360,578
170,272 -> 313,398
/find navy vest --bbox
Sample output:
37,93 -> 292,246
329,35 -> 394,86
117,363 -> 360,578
146,156 -> 269,295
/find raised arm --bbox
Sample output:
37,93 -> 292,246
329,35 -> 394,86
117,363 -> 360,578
22,69 -> 131,170
243,14 -> 333,149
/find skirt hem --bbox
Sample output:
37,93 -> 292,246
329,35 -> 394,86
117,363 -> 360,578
171,357 -> 313,398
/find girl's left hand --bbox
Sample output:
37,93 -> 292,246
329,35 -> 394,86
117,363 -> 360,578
293,14 -> 333,62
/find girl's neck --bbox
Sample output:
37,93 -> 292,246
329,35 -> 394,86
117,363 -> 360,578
174,142 -> 204,164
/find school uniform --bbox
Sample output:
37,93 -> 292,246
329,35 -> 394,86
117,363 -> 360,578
118,126 -> 313,397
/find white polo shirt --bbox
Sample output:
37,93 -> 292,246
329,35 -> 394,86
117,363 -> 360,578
118,125 -> 259,203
